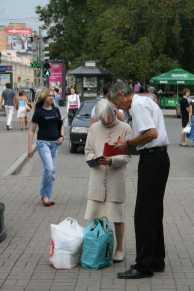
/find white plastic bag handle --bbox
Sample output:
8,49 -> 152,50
64,217 -> 80,228
59,217 -> 83,234
65,217 -> 77,224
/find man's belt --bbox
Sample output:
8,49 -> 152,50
139,146 -> 168,155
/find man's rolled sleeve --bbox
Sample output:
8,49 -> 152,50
132,103 -> 156,133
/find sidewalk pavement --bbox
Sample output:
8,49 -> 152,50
0,105 -> 66,177
0,118 -> 194,291
1,150 -> 194,291
0,131 -> 28,176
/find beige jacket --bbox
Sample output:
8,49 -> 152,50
85,120 -> 132,203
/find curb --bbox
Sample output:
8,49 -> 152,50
2,145 -> 36,177
0,229 -> 6,243
0,203 -> 6,243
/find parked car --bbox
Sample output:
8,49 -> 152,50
69,100 -> 97,153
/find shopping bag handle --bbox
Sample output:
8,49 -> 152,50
101,217 -> 112,232
65,217 -> 76,224
61,217 -> 81,230
93,217 -> 112,235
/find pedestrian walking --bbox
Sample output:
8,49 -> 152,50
180,88 -> 192,146
67,88 -> 80,125
17,91 -> 31,130
28,88 -> 64,207
53,88 -> 61,107
85,99 -> 131,262
0,83 -> 16,130
108,80 -> 170,279
133,81 -> 141,93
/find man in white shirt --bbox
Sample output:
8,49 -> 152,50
108,80 -> 170,279
0,83 -> 16,130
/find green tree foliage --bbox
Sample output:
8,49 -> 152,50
37,0 -> 194,81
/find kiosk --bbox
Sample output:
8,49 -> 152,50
69,61 -> 110,98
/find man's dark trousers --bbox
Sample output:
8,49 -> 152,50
135,148 -> 170,272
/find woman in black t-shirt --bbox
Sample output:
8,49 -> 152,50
28,88 -> 64,207
180,88 -> 192,146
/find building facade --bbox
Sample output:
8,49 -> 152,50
0,23 -> 35,90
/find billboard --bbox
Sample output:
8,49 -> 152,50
49,63 -> 63,88
6,27 -> 32,36
5,26 -> 33,54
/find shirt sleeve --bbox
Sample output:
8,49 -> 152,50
56,107 -> 62,120
67,96 -> 69,112
85,127 -> 97,161
185,99 -> 190,108
77,95 -> 81,108
32,109 -> 39,124
132,103 -> 155,133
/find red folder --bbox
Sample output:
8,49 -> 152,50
103,143 -> 127,157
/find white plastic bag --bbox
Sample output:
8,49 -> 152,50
183,123 -> 191,134
49,217 -> 83,269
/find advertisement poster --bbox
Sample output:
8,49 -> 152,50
6,27 -> 33,54
49,63 -> 63,88
0,74 -> 12,95
0,66 -> 13,95
83,76 -> 97,88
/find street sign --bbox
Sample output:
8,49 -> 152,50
44,70 -> 51,78
31,62 -> 41,69
0,66 -> 12,73
43,61 -> 51,78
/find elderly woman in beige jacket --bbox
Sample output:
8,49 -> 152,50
85,99 -> 132,262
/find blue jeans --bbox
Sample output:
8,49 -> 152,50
37,141 -> 59,199
187,115 -> 194,145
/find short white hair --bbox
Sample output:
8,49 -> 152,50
95,99 -> 116,122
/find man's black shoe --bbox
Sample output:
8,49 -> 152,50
152,266 -> 165,273
117,267 -> 153,279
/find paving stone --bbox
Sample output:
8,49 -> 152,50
26,279 -> 53,290
0,288 -> 25,291
0,118 -> 194,291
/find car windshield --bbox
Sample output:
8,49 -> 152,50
77,102 -> 96,117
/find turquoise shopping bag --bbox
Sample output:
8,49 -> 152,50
80,218 -> 114,270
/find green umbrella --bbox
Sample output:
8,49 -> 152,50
150,68 -> 194,85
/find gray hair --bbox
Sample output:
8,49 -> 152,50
108,79 -> 133,103
95,99 -> 116,122
147,86 -> 156,94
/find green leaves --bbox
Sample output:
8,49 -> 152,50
36,0 -> 194,81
